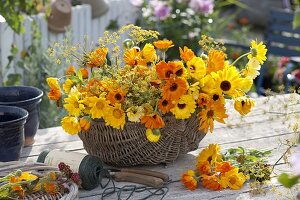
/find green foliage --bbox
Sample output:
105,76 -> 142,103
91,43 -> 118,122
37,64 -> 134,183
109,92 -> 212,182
223,147 -> 272,182
0,0 -> 50,34
278,173 -> 299,188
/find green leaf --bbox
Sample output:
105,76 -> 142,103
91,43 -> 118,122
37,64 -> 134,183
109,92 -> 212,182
278,173 -> 299,188
4,74 -> 22,86
77,69 -> 83,82
293,10 -> 300,30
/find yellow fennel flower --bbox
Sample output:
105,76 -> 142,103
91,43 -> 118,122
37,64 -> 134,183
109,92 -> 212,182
247,41 -> 267,64
61,116 -> 81,135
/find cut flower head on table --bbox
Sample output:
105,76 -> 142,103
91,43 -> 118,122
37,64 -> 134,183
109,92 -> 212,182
47,25 -> 267,142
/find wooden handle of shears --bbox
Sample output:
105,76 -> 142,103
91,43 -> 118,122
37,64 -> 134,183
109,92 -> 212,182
121,168 -> 169,182
114,172 -> 164,188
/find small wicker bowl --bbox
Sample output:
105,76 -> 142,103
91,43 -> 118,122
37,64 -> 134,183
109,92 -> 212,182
78,113 -> 206,167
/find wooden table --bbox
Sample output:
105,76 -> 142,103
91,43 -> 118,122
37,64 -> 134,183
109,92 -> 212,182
21,94 -> 300,199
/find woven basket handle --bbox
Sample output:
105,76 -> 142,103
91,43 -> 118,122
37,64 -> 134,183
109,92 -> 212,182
114,172 -> 164,188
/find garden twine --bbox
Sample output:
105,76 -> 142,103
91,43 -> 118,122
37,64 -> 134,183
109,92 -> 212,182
37,150 -> 172,199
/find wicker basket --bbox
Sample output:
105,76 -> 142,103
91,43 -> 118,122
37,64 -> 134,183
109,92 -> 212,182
78,113 -> 206,167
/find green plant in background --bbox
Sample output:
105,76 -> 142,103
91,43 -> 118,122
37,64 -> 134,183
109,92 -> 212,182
130,0 -> 247,59
0,0 -> 50,34
292,0 -> 300,29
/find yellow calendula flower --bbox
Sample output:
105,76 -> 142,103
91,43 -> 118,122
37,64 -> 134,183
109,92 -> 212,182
64,89 -> 85,117
146,129 -> 161,142
47,77 -> 60,90
197,144 -> 222,164
247,41 -> 267,64
170,94 -> 196,119
186,57 -> 206,80
61,116 -> 81,135
141,43 -> 157,63
188,82 -> 200,100
87,96 -> 109,119
241,58 -> 261,79
126,106 -> 144,122
240,77 -> 253,94
207,50 -> 226,74
234,96 -> 255,116
211,66 -> 244,98
220,168 -> 246,190
153,40 -> 174,51
104,104 -> 125,129
63,79 -> 73,94
179,46 -> 195,63
47,77 -> 62,101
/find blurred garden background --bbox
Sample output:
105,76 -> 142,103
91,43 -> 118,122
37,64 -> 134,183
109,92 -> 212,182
0,0 -> 299,129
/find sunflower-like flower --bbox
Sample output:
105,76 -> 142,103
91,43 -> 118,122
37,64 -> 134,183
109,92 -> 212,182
198,104 -> 228,133
87,96 -> 109,119
158,98 -> 174,114
146,129 -> 161,142
181,170 -> 198,191
241,58 -> 261,79
247,41 -> 267,64
86,47 -> 108,68
197,144 -> 222,164
64,89 -> 85,117
220,168 -> 246,190
63,79 -> 74,94
153,40 -> 174,51
162,77 -> 188,101
156,61 -> 174,80
47,77 -> 62,101
124,48 -> 139,66
234,96 -> 255,116
107,88 -> 126,105
179,46 -> 195,63
127,106 -> 144,122
141,113 -> 165,129
104,104 -> 126,129
211,66 -> 245,98
186,57 -> 206,80
168,61 -> 187,78
170,94 -> 196,119
207,50 -> 226,74
61,116 -> 81,135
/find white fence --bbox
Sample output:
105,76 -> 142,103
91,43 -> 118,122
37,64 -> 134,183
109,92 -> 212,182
0,0 -> 138,83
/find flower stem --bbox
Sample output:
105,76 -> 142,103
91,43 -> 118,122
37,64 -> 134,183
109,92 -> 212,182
231,52 -> 250,66
162,51 -> 166,61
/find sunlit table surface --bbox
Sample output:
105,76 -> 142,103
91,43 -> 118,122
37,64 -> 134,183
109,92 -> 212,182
21,93 -> 300,200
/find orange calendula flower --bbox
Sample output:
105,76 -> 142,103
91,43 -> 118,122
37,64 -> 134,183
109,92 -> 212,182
168,61 -> 186,78
44,183 -> 57,195
141,113 -> 165,129
179,46 -> 195,62
216,161 -> 234,173
66,65 -> 76,75
197,144 -> 222,164
207,50 -> 226,74
201,174 -> 222,191
162,78 -> 188,101
198,104 -> 228,133
80,68 -> 89,79
107,88 -> 126,105
196,161 -> 211,175
153,40 -> 174,51
156,61 -> 174,80
181,170 -> 198,191
47,77 -> 62,101
87,47 -> 108,68
220,168 -> 246,190
79,117 -> 91,131
197,93 -> 210,107
158,98 -> 174,114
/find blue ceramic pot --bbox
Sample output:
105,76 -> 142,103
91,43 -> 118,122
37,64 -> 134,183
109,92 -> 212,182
0,86 -> 43,146
0,105 -> 28,161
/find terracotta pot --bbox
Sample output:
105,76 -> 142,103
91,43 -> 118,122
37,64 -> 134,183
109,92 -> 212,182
81,0 -> 109,18
48,0 -> 72,33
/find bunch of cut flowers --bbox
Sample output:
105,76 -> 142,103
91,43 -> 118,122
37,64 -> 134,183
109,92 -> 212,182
47,25 -> 267,142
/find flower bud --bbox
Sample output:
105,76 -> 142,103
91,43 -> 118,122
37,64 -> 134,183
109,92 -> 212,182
123,39 -> 135,49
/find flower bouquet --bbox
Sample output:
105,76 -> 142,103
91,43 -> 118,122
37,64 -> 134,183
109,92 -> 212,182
47,25 -> 267,166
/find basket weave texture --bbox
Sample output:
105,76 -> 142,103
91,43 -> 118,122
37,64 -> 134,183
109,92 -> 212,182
78,113 -> 206,167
